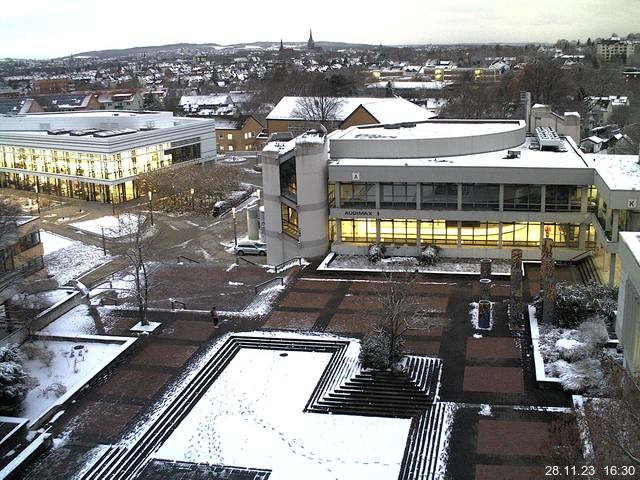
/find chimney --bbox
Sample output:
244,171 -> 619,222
520,91 -> 531,132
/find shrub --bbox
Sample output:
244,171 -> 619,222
359,328 -> 405,370
418,244 -> 440,266
38,382 -> 68,399
550,358 -> 605,394
367,244 -> 386,263
533,281 -> 618,328
0,345 -> 29,414
21,342 -> 55,367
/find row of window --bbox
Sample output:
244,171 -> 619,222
336,182 -> 595,213
336,219 -> 594,248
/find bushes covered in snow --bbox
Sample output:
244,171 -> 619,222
539,319 -> 611,393
533,281 -> 618,328
359,328 -> 405,371
418,244 -> 440,266
0,345 -> 29,414
367,244 -> 386,263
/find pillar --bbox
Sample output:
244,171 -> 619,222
478,300 -> 491,329
480,278 -> 492,301
510,248 -> 524,321
541,237 -> 554,294
246,205 -> 259,240
480,258 -> 492,279
609,253 -> 617,286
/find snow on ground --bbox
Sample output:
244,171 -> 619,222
39,231 -> 74,255
154,348 -> 411,479
324,254 -> 511,275
19,338 -> 123,422
69,214 -> 146,238
41,231 -> 110,285
40,305 -> 102,335
478,404 -> 492,417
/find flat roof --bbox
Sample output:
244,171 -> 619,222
587,154 -> 640,191
334,120 -> 524,141
330,136 -> 589,170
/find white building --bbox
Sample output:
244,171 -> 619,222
0,111 -> 216,203
616,232 -> 640,374
261,119 -> 640,285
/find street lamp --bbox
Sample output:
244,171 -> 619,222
35,182 -> 41,214
232,207 -> 237,247
148,191 -> 154,226
190,187 -> 195,211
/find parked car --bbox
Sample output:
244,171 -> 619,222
234,240 -> 267,256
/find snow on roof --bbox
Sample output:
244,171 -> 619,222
366,81 -> 450,90
179,94 -> 232,107
266,96 -> 435,123
587,154 -> 640,191
331,137 -> 588,170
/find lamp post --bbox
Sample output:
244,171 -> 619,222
190,187 -> 195,211
232,207 -> 237,247
148,191 -> 154,226
35,182 -> 41,214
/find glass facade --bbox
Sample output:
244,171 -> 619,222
503,185 -> 541,211
543,223 -> 580,248
281,203 -> 299,239
461,184 -> 500,211
420,220 -> 458,245
421,183 -> 458,210
379,219 -> 418,244
500,222 -> 541,247
381,183 -> 416,209
460,222 -> 500,246
340,182 -> 375,208
0,141 -> 201,203
340,219 -> 377,243
279,156 -> 297,202
545,185 -> 581,212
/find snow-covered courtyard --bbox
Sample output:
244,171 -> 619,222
69,214 -> 147,238
19,337 -> 126,422
154,347 -> 412,479
40,231 -> 110,285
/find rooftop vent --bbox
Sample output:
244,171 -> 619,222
70,129 -> 100,136
505,150 -> 521,159
47,129 -> 70,135
93,128 -> 137,138
383,122 -> 417,129
535,126 -> 563,150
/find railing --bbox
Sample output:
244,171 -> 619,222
568,250 -> 592,263
271,257 -> 303,273
236,256 -> 262,267
254,277 -> 284,294
169,299 -> 187,310
177,255 -> 199,264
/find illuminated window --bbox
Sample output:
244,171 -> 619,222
340,219 -> 377,243
281,203 -> 299,238
502,222 -> 541,247
379,219 -> 418,245
460,222 -> 500,246
227,133 -> 233,140
544,223 -> 580,248
420,220 -> 457,245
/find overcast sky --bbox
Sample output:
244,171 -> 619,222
2,0 -> 639,59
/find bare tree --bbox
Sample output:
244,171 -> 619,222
110,211 -> 158,326
291,96 -> 345,131
1,199 -> 24,333
137,163 -> 242,214
360,273 -> 440,370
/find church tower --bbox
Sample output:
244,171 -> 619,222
307,30 -> 315,50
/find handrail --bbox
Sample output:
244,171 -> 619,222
177,255 -> 200,264
568,250 -> 592,263
272,257 -> 303,273
169,299 -> 187,310
254,277 -> 284,294
236,256 -> 262,267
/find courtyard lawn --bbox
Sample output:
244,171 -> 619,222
154,347 -> 412,479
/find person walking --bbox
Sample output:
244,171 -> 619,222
210,306 -> 219,328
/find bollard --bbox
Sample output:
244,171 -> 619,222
480,258 -> 492,279
480,278 -> 492,301
478,300 -> 491,329
510,249 -> 524,321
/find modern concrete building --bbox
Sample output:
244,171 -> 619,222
0,111 -> 216,203
596,37 -> 636,63
615,232 -> 640,374
261,119 -> 640,285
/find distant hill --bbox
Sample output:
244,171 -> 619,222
71,40 -> 379,59
72,43 -> 222,59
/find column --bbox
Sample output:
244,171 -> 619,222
499,184 -> 504,212
416,183 -> 422,211
457,183 -> 463,211
612,209 -> 620,242
540,185 -> 546,213
375,218 -> 381,243
457,221 -> 462,248
580,186 -> 588,213
334,181 -> 341,208
498,223 -> 503,248
578,224 -> 586,249
416,219 -> 422,249
609,253 -> 617,286
335,218 -> 342,244
510,249 -> 524,321
375,182 -> 381,210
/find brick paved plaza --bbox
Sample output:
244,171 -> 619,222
20,262 -> 576,480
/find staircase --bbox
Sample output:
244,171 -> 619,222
573,254 -> 602,284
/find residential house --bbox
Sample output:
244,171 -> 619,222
97,90 -> 145,110
36,93 -> 101,112
0,98 -> 44,115
213,114 -> 265,153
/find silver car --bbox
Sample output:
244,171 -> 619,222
234,240 -> 267,256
